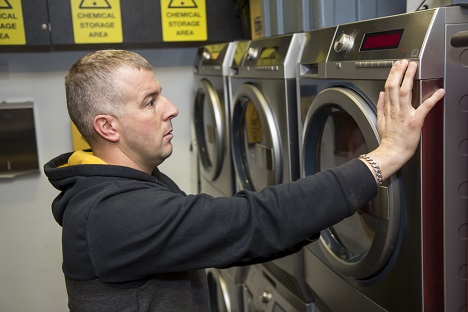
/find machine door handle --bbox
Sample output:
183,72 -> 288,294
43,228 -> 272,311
254,143 -> 274,171
451,30 -> 468,47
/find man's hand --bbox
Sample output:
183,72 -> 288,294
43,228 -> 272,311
363,60 -> 446,182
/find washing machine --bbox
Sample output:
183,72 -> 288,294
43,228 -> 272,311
194,42 -> 252,312
297,7 -> 467,312
193,42 -> 237,198
230,33 -> 315,311
206,266 -> 250,312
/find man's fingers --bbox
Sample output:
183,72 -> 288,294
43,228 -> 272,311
383,60 -> 398,109
385,60 -> 409,112
376,91 -> 386,131
415,88 -> 446,121
399,61 -> 418,108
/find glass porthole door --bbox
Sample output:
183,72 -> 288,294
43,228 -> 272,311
194,79 -> 225,181
303,87 -> 402,280
231,83 -> 282,191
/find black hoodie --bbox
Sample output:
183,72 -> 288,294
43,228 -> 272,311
44,150 -> 377,311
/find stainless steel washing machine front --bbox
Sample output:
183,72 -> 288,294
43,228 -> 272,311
298,7 -> 467,312
230,33 -> 315,312
194,42 -> 251,312
231,33 -> 304,192
206,267 -> 250,312
193,42 -> 237,198
242,264 -> 312,312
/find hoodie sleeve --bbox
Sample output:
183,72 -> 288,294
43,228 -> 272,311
86,158 -> 377,284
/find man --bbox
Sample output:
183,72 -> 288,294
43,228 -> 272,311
44,50 -> 445,311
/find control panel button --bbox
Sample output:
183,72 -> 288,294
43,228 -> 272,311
246,47 -> 259,60
202,50 -> 211,60
334,33 -> 354,53
261,291 -> 273,303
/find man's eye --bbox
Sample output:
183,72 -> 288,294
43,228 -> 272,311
146,99 -> 155,107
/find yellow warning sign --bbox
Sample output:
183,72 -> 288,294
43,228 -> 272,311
0,0 -> 26,45
161,0 -> 207,42
70,0 -> 123,44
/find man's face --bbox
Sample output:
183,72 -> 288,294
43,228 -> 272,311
114,66 -> 179,171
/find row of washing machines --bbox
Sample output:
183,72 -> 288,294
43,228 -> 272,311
191,6 -> 467,312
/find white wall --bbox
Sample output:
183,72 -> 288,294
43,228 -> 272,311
0,47 -> 196,312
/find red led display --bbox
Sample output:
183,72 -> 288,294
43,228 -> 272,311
361,29 -> 404,51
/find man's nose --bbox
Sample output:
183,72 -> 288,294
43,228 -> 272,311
165,97 -> 179,119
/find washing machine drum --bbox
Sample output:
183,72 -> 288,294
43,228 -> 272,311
302,87 -> 402,280
231,83 -> 283,191
194,78 -> 226,181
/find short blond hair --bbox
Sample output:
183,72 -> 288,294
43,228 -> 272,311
65,49 -> 153,144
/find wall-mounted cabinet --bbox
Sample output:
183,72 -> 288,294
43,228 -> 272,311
0,101 -> 40,178
0,0 -> 51,51
22,0 -> 51,46
1,0 -> 248,52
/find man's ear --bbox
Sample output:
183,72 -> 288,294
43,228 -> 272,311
93,115 -> 120,142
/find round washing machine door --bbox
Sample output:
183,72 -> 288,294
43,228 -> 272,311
231,83 -> 282,191
302,87 -> 401,280
194,78 -> 225,181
